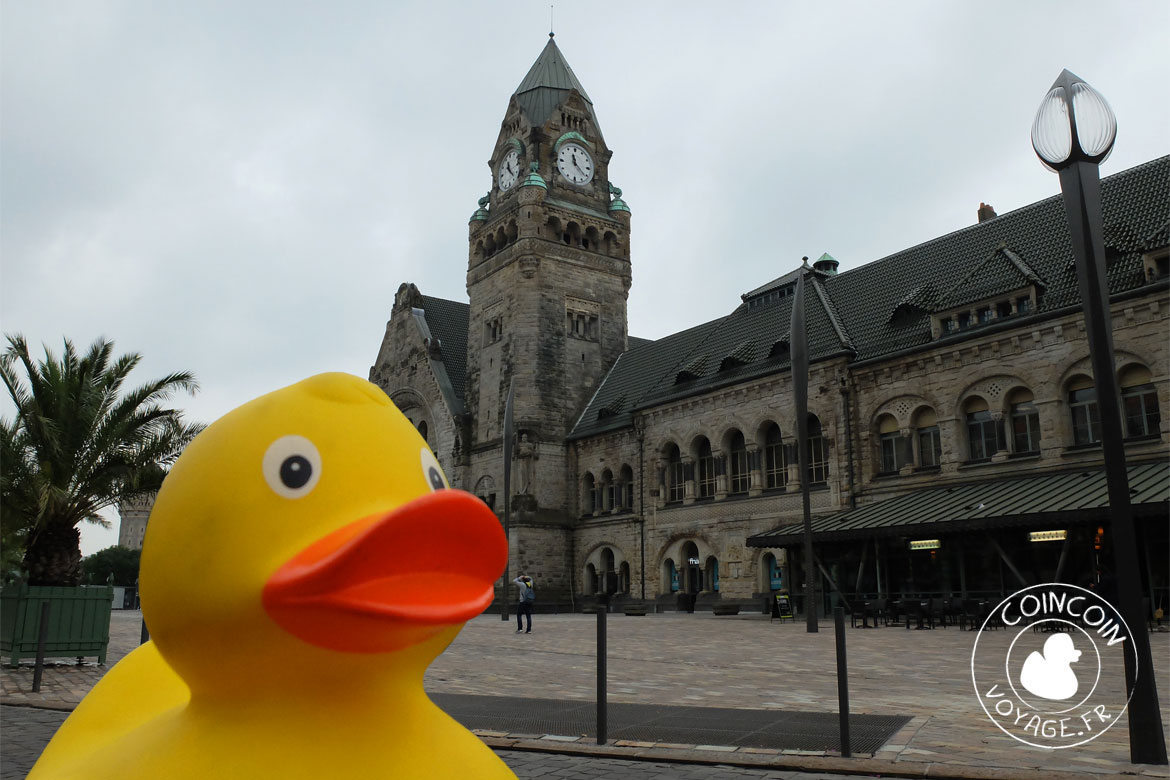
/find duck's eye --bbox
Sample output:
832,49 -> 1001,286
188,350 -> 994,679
263,435 -> 322,499
420,446 -> 448,491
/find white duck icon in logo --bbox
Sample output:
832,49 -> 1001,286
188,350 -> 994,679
1019,633 -> 1083,700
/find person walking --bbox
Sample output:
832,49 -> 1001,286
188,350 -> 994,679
513,575 -> 534,633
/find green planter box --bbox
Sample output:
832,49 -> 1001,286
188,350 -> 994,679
0,584 -> 113,667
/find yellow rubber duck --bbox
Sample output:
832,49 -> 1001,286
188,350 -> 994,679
30,373 -> 516,780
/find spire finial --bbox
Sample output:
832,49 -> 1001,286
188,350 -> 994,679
550,5 -> 554,37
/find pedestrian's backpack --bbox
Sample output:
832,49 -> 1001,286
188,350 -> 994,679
522,581 -> 535,602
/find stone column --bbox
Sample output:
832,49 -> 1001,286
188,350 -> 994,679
713,449 -> 728,500
990,412 -> 1009,462
785,443 -> 801,493
682,457 -> 696,505
898,427 -> 916,475
655,460 -> 667,509
747,445 -> 763,497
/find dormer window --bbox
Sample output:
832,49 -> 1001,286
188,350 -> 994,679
957,312 -> 972,330
1017,296 -> 1032,314
977,307 -> 992,324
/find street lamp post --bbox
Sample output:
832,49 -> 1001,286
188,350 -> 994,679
790,259 -> 818,633
1031,69 -> 1167,765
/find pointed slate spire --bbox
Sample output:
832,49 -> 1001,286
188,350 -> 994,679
513,35 -> 596,129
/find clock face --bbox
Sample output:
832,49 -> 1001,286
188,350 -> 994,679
556,142 -> 594,185
497,149 -> 520,191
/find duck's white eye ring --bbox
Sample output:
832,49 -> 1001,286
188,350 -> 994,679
420,446 -> 448,491
263,435 -> 322,499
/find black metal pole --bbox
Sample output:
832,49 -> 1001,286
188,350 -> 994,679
31,601 -> 50,693
791,261 -> 817,632
834,606 -> 851,757
501,379 -> 515,622
1058,160 -> 1167,765
596,605 -> 607,744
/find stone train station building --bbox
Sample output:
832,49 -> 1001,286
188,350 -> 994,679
369,37 -> 1169,615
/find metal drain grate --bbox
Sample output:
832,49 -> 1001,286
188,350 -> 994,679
430,693 -> 911,754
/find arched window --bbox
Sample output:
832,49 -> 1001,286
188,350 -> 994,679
915,408 -> 941,467
728,431 -> 749,494
474,476 -> 497,511
763,423 -> 786,489
666,444 -> 684,503
582,473 -> 597,515
807,415 -> 829,484
585,563 -> 598,595
1008,388 -> 1041,454
619,561 -> 631,594
1067,376 -> 1099,445
696,438 -> 716,498
705,555 -> 720,592
601,468 -> 614,512
600,548 -> 616,594
965,397 -> 1003,460
620,464 -> 635,510
1121,366 -> 1160,438
876,414 -> 908,473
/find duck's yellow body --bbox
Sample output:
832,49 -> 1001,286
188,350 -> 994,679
30,373 -> 515,780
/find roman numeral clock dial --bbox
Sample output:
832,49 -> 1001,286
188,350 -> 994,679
556,142 -> 594,185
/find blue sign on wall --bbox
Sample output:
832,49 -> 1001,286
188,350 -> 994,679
669,560 -> 679,592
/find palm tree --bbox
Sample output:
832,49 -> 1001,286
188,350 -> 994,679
0,335 -> 201,586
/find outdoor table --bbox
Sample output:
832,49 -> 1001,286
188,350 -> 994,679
902,600 -> 930,630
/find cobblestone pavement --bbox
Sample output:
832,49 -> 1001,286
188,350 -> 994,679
3,610 -> 1169,779
0,706 -> 872,780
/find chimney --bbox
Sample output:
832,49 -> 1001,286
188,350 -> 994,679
978,202 -> 997,223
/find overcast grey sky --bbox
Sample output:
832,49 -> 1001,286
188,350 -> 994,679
2,1 -> 1168,553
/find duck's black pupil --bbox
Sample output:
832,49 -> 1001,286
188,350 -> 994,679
281,456 -> 312,489
428,467 -> 444,490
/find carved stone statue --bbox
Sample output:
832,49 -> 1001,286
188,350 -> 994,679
515,433 -> 538,495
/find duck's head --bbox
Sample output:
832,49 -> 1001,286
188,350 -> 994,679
140,373 -> 506,694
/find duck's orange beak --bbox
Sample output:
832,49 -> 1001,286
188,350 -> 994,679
262,490 -> 506,653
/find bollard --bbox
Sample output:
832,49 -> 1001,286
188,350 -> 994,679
32,601 -> 51,693
141,616 -> 150,644
596,606 -> 607,745
834,606 -> 852,757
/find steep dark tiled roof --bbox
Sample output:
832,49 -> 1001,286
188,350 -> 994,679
933,245 -> 1045,310
514,37 -> 595,130
825,156 -> 1169,363
573,320 -> 726,437
570,274 -> 855,439
571,156 -> 1170,439
418,295 -> 469,407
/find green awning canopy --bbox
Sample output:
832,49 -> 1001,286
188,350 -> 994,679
747,459 -> 1169,548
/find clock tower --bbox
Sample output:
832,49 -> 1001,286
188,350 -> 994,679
464,35 -> 631,587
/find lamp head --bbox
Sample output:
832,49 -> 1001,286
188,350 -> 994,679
1034,69 -> 1113,171
1031,69 -> 1116,172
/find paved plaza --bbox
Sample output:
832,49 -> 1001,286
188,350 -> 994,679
2,609 -> 1169,779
